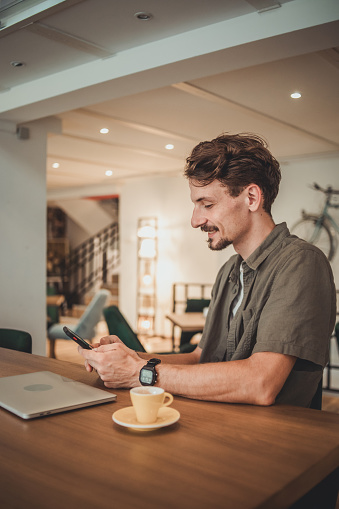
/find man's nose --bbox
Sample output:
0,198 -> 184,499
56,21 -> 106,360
191,208 -> 207,229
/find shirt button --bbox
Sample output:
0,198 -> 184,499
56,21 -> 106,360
232,288 -> 237,294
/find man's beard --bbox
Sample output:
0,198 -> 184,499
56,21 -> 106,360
207,237 -> 232,251
201,226 -> 232,251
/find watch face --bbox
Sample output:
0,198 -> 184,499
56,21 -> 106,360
140,367 -> 155,385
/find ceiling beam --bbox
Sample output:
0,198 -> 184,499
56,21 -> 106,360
76,108 -> 198,143
246,0 -> 282,13
0,0 -> 84,36
172,82 -> 339,149
47,153 -> 145,172
53,132 -> 184,161
2,0 -> 338,123
317,47 -> 339,70
25,22 -> 114,58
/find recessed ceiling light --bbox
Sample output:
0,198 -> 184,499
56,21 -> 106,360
134,12 -> 153,21
10,61 -> 25,68
100,128 -> 109,134
52,162 -> 60,169
105,170 -> 113,176
165,144 -> 174,150
290,92 -> 301,99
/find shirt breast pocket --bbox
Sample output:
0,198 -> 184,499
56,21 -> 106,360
233,308 -> 259,359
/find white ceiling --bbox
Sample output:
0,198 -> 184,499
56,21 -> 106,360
0,0 -> 338,198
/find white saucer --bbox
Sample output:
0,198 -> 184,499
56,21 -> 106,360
112,406 -> 180,431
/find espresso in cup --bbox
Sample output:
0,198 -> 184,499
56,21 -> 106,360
130,387 -> 173,424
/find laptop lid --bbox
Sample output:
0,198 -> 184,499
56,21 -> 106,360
0,371 -> 117,419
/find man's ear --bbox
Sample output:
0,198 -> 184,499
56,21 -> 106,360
246,184 -> 262,212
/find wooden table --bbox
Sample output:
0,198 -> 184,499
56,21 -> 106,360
1,348 -> 339,509
46,295 -> 65,306
166,312 -> 206,332
166,312 -> 206,350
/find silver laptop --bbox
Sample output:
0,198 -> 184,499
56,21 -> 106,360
0,371 -> 117,419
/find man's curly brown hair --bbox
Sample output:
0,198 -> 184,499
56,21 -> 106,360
184,133 -> 281,215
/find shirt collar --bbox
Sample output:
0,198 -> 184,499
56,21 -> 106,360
228,223 -> 290,281
244,222 -> 290,270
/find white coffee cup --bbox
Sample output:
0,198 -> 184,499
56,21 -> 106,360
130,387 -> 173,424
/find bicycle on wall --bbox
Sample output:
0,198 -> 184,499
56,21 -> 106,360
291,183 -> 339,262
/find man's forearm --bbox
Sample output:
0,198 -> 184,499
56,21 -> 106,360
154,352 -> 296,406
138,347 -> 201,365
80,339 -> 295,405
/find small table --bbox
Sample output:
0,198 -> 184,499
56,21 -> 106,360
46,295 -> 65,306
166,312 -> 205,350
166,312 -> 205,331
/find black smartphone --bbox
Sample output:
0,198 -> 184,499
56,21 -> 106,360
63,326 -> 93,350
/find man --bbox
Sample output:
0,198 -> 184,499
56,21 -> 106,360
79,133 -> 336,407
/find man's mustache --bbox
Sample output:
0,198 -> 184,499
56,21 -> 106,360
201,226 -> 219,233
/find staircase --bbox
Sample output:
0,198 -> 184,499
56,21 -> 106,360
61,221 -> 120,307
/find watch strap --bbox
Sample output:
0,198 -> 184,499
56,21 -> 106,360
147,358 -> 161,368
139,358 -> 161,386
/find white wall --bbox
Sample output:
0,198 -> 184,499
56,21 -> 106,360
0,120 -> 52,355
120,175 -> 232,336
275,154 -> 339,285
120,154 -> 339,336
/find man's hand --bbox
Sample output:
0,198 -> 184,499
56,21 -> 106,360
77,335 -> 144,388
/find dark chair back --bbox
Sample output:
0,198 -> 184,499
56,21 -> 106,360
103,306 -> 146,352
46,286 -> 60,329
0,328 -> 32,353
180,298 -> 210,348
335,322 -> 339,350
185,298 -> 211,313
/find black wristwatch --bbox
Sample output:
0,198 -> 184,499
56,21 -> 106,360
139,358 -> 161,386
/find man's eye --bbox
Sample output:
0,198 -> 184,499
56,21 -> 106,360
204,204 -> 213,209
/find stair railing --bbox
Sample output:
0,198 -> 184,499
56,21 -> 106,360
61,221 -> 119,305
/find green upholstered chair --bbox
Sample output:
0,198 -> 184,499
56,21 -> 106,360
103,305 -> 203,355
46,286 -> 62,329
103,306 -> 146,352
184,298 -> 211,313
0,328 -> 32,353
179,298 -> 210,352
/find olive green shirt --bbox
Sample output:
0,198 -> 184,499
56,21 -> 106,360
199,223 -> 336,407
